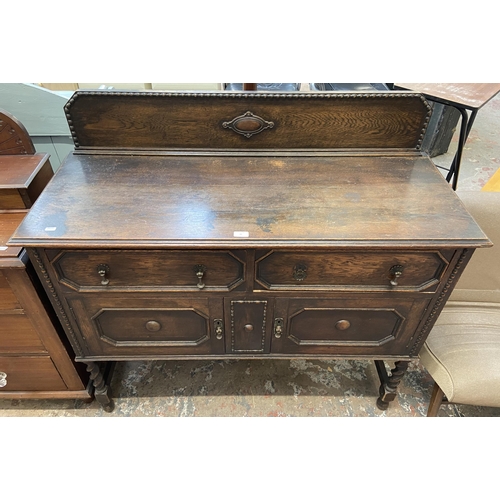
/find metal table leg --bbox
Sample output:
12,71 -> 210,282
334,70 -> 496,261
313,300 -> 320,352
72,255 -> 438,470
446,108 -> 478,190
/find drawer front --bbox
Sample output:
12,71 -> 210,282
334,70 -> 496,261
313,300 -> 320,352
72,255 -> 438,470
0,356 -> 67,391
52,250 -> 245,291
256,250 -> 451,291
66,295 -> 225,357
0,189 -> 25,209
0,313 -> 46,354
271,297 -> 429,356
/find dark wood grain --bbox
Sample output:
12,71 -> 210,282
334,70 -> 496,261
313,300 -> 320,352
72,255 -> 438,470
67,294 -> 225,357
227,299 -> 270,354
255,249 -> 454,291
10,91 -> 491,411
65,91 -> 431,151
53,249 -> 245,291
9,154 -> 488,248
272,296 -> 429,356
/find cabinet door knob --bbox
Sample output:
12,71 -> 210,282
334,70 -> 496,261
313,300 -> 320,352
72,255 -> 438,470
194,264 -> 207,289
97,264 -> 110,285
244,324 -> 254,333
335,320 -> 351,331
0,372 -> 7,388
145,321 -> 161,332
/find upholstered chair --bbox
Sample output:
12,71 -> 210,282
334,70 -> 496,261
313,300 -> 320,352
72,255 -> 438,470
419,191 -> 500,416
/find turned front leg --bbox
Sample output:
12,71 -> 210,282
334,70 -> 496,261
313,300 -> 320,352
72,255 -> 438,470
375,360 -> 410,411
85,361 -> 114,412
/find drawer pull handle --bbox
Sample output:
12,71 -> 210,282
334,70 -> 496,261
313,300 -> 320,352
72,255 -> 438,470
389,265 -> 404,286
274,318 -> 284,338
244,324 -> 254,333
0,372 -> 7,388
146,320 -> 161,332
335,320 -> 351,331
214,319 -> 224,340
293,264 -> 308,281
97,264 -> 110,285
194,264 -> 207,289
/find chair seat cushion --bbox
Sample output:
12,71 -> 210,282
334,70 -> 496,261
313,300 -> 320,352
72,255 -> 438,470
419,301 -> 500,407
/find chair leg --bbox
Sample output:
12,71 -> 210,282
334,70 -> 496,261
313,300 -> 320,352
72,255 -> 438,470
427,382 -> 445,417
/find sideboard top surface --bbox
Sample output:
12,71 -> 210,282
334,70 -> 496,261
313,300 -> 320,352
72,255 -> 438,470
9,153 -> 489,248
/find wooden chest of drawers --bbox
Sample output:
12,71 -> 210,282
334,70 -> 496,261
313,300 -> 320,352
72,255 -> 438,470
0,135 -> 91,399
9,91 -> 490,411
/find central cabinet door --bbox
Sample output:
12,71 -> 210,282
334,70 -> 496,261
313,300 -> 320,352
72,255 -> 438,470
67,294 -> 225,357
224,298 -> 273,354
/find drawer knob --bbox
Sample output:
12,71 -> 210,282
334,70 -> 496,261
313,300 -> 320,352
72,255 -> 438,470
0,372 -> 7,388
293,263 -> 308,281
194,264 -> 207,289
97,264 -> 110,285
244,324 -> 254,333
335,320 -> 351,331
146,320 -> 161,332
389,265 -> 404,286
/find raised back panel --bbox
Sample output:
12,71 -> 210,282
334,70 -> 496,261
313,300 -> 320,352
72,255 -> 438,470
65,91 -> 432,152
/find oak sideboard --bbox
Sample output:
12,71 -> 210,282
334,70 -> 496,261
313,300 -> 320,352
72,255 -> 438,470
9,90 -> 490,412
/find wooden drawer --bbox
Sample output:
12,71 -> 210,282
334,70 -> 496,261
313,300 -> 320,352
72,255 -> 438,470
65,294 -> 225,357
0,356 -> 67,391
0,154 -> 53,209
0,312 -> 46,354
0,189 -> 26,209
255,250 -> 452,291
271,297 -> 430,356
51,250 -> 245,292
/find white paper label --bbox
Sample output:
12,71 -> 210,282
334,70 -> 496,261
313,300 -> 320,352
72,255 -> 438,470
0,246 -> 7,251
233,231 -> 249,237
45,227 -> 57,231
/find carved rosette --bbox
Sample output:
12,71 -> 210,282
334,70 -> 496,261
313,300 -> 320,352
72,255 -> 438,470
222,111 -> 274,138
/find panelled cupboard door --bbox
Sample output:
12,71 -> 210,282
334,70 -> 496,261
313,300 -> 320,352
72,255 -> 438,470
66,294 -> 225,357
271,297 -> 430,356
224,298 -> 274,355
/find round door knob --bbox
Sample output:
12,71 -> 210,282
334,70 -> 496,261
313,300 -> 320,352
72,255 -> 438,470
244,324 -> 254,333
335,320 -> 351,331
146,320 -> 161,332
